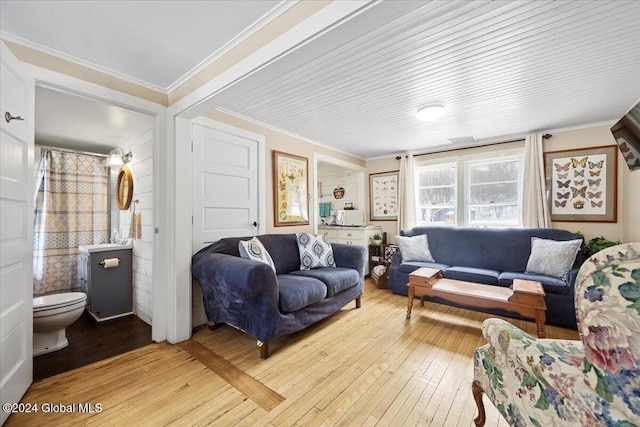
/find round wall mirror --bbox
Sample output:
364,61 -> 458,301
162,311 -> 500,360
116,166 -> 133,210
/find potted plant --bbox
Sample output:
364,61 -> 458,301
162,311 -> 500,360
370,233 -> 383,245
581,235 -> 620,258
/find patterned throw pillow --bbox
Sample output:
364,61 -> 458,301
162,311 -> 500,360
395,234 -> 435,262
296,233 -> 336,270
238,237 -> 276,273
525,237 -> 582,279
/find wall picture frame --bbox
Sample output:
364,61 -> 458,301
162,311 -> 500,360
369,170 -> 399,221
544,145 -> 617,223
272,150 -> 309,227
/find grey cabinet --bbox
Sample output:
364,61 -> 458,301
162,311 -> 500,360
79,246 -> 133,321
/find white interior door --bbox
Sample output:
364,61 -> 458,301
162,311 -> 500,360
191,117 -> 262,326
0,41 -> 35,425
192,119 -> 260,252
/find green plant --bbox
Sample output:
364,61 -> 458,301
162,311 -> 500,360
370,233 -> 382,241
581,235 -> 620,258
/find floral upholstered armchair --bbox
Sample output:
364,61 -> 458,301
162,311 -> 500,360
472,243 -> 640,426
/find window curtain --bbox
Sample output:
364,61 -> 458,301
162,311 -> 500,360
522,133 -> 551,228
33,149 -> 109,296
397,154 -> 416,235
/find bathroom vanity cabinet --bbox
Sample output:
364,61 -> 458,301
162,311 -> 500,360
79,243 -> 133,321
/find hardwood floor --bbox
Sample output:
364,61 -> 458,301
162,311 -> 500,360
10,280 -> 578,426
33,311 -> 152,381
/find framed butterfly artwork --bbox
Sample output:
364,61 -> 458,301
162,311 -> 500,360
544,145 -> 617,222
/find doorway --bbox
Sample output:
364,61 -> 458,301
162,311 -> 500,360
32,85 -> 156,379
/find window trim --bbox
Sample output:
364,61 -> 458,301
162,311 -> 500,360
415,148 -> 524,227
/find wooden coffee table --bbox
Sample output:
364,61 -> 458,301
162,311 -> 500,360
407,267 -> 547,338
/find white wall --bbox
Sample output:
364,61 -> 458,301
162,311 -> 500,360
317,169 -> 361,223
119,128 -> 154,325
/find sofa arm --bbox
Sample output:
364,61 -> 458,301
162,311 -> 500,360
482,318 -> 536,355
332,243 -> 366,279
192,252 -> 281,341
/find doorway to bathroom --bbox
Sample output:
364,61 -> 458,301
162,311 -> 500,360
32,85 -> 155,379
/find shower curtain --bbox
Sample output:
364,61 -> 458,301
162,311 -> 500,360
33,149 -> 109,296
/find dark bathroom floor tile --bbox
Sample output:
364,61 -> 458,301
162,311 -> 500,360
33,311 -> 152,381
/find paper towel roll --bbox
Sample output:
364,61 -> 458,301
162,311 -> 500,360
102,258 -> 120,268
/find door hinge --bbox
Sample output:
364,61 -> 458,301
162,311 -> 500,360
191,140 -> 194,152
192,216 -> 194,225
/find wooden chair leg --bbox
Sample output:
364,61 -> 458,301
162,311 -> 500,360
259,340 -> 270,359
472,381 -> 486,427
355,296 -> 361,309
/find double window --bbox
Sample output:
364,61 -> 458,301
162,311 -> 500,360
415,151 -> 523,227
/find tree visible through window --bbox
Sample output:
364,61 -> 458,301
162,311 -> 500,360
415,153 -> 522,227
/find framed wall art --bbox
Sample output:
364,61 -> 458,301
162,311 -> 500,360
273,150 -> 309,226
545,145 -> 617,222
369,170 -> 399,221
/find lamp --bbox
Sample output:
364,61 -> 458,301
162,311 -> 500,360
104,147 -> 132,168
416,104 -> 446,122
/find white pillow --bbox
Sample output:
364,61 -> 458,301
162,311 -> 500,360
296,233 -> 336,270
238,237 -> 276,273
525,237 -> 582,279
395,234 -> 434,262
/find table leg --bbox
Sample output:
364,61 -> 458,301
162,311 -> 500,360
535,309 -> 546,338
406,285 -> 415,319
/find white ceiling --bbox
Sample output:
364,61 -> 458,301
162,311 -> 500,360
35,87 -> 154,153
0,0 -> 283,91
3,1 -> 640,159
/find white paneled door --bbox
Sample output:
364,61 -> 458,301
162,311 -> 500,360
191,119 -> 260,253
191,118 -> 262,327
0,41 -> 34,425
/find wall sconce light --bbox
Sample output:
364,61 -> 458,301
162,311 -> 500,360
104,147 -> 133,168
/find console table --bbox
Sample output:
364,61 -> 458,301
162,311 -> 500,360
407,267 -> 547,338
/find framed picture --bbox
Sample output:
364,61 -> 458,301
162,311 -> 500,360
369,170 -> 399,221
544,145 -> 617,222
273,150 -> 309,226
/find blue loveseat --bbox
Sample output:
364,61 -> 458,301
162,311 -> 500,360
388,226 -> 584,328
192,234 -> 366,358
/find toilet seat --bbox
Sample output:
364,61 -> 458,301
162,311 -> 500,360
33,292 -> 87,316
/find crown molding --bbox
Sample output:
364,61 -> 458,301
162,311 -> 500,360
1,31 -> 167,94
166,0 -> 298,94
215,107 -> 365,161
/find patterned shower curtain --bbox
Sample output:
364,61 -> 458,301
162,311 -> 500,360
33,149 -> 109,296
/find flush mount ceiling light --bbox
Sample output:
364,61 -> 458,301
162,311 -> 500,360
416,104 -> 446,122
104,147 -> 133,168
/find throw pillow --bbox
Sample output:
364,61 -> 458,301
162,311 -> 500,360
525,237 -> 582,279
296,233 -> 336,270
395,234 -> 435,262
238,237 -> 276,273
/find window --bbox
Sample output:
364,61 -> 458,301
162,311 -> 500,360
416,163 -> 457,225
415,152 -> 523,227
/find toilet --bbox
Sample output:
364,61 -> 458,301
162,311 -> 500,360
33,292 -> 87,356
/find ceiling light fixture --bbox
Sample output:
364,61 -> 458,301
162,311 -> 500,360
104,147 -> 132,168
416,104 -> 446,122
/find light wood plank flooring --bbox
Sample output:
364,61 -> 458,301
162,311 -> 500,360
7,280 -> 579,426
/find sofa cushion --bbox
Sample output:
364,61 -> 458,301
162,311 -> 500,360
289,268 -> 359,297
525,237 -> 582,279
296,233 -> 336,270
257,234 -> 302,274
276,274 -> 327,313
443,266 -> 500,285
238,237 -> 276,272
395,234 -> 434,262
398,261 -> 449,274
400,226 -> 584,273
498,272 -> 571,295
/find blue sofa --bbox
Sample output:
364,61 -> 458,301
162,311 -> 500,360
192,234 -> 366,358
388,227 -> 584,328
